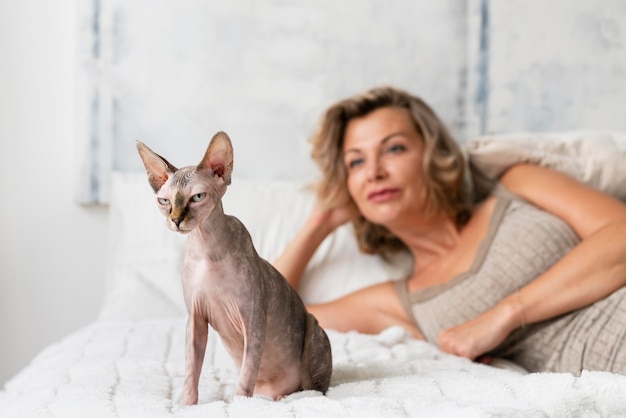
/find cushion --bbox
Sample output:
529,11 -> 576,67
467,130 -> 626,201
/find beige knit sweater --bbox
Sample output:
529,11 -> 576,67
395,186 -> 626,374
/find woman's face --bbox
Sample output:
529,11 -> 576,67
342,106 -> 428,228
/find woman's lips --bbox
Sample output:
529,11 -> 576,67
367,188 -> 400,203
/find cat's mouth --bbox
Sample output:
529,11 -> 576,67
169,224 -> 192,234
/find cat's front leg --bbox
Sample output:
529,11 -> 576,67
235,313 -> 266,397
182,313 -> 208,405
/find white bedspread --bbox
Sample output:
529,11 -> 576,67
2,318 -> 625,417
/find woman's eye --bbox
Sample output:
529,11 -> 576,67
387,144 -> 406,154
158,198 -> 170,205
191,193 -> 206,202
346,158 -> 364,170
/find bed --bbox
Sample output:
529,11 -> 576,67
2,132 -> 626,417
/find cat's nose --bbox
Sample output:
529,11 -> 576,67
171,217 -> 183,227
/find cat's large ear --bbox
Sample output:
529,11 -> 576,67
136,141 -> 178,192
198,131 -> 234,185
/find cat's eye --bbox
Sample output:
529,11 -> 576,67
191,193 -> 206,203
158,197 -> 170,205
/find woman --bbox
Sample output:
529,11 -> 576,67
274,86 -> 626,374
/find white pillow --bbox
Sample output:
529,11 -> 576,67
99,172 -> 410,320
467,130 -> 626,201
99,172 -> 187,320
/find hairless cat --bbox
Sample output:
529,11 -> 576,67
137,132 -> 332,404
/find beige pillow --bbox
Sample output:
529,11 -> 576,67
467,131 -> 626,202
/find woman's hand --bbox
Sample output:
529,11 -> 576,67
438,299 -> 520,361
309,200 -> 360,233
274,198 -> 360,290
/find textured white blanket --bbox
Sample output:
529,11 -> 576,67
2,319 -> 625,417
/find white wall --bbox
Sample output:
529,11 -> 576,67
485,0 -> 626,134
0,0 -> 108,385
74,0 -> 468,204
75,0 -> 626,205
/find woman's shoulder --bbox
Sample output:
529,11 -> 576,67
499,163 -> 626,239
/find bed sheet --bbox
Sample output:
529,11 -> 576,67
2,318 -> 625,417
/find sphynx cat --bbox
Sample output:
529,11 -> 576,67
136,132 -> 332,404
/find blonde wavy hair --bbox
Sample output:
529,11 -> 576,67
310,86 -> 474,255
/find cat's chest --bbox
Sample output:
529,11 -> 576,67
181,252 -> 259,305
184,254 -> 242,288
181,255 -> 258,340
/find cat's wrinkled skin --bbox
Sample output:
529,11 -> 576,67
136,132 -> 332,404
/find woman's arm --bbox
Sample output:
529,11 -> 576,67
274,201 -> 358,289
273,202 -> 423,336
439,163 -> 626,360
499,163 -> 626,322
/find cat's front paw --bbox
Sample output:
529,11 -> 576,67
181,387 -> 199,406
235,384 -> 254,398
